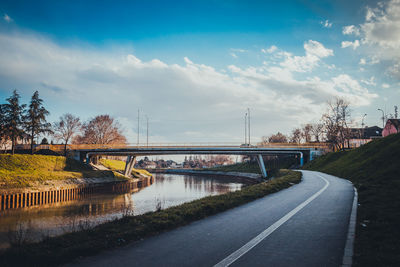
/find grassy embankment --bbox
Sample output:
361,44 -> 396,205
0,154 -> 126,189
304,133 -> 400,266
200,161 -> 284,177
200,161 -> 261,174
99,158 -> 152,177
0,169 -> 301,266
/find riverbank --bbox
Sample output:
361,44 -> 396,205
0,169 -> 301,266
152,168 -> 261,183
0,154 -> 128,193
304,133 -> 400,266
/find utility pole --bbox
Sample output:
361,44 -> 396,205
361,113 -> 367,140
146,115 -> 149,147
137,109 -> 140,146
248,108 -> 250,145
361,114 -> 367,128
244,112 -> 247,145
378,108 -> 385,128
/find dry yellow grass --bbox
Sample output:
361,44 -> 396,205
0,154 -> 120,188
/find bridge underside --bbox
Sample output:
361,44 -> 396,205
75,147 -> 317,179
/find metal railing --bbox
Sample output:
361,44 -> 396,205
19,142 -> 329,152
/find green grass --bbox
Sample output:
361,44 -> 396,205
304,133 -> 400,266
200,162 -> 261,174
100,158 -> 153,177
200,161 -> 284,177
0,169 -> 301,266
0,154 -> 123,189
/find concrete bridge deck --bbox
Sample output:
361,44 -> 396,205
70,145 -> 324,179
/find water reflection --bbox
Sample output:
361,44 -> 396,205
0,173 -> 244,249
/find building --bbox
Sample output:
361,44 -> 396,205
382,119 -> 400,137
347,126 -> 382,148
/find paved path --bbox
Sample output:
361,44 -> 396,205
69,170 -> 355,267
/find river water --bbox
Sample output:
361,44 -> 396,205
0,173 -> 245,249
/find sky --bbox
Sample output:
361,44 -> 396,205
0,0 -> 399,145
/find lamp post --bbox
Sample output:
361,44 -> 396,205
361,114 -> 367,128
244,112 -> 247,145
146,115 -> 149,147
361,114 -> 367,140
137,109 -> 140,146
378,108 -> 385,128
247,108 -> 250,145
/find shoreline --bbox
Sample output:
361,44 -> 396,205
149,168 -> 262,183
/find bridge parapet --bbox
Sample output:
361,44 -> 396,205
30,142 -> 328,152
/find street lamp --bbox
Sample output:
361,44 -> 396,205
244,112 -> 247,145
146,115 -> 149,147
361,114 -> 367,128
378,109 -> 385,128
361,114 -> 367,140
247,108 -> 250,145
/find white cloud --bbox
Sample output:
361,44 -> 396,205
280,40 -> 333,72
321,20 -> 332,28
361,76 -> 376,86
361,0 -> 400,49
345,0 -> 400,80
342,25 -> 360,36
3,14 -> 12,23
261,45 -> 277,54
231,48 -> 247,53
382,83 -> 390,88
0,32 -> 376,142
341,40 -> 360,50
304,40 -> 333,58
230,52 -> 238,58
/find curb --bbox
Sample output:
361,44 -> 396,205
342,186 -> 358,266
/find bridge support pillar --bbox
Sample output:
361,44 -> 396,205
256,154 -> 267,179
300,152 -> 304,167
124,155 -> 136,177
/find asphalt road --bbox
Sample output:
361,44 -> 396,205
69,170 -> 355,267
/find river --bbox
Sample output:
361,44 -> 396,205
0,173 -> 245,250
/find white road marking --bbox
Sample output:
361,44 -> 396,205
214,173 -> 330,267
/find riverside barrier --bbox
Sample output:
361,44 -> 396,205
0,176 -> 153,211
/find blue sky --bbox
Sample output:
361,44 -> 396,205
0,0 -> 399,143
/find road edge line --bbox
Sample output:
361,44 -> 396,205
214,173 -> 330,267
342,186 -> 358,267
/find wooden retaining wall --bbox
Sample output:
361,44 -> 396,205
0,176 -> 153,211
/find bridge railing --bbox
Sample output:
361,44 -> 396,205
24,142 -> 329,152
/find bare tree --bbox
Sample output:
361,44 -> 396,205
267,132 -> 288,143
322,97 -> 351,150
310,123 -> 324,142
301,124 -> 313,143
74,115 -> 126,145
290,128 -> 302,143
53,114 -> 81,155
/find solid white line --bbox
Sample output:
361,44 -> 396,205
342,186 -> 358,266
214,173 -> 330,267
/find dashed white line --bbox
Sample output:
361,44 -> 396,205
214,174 -> 330,267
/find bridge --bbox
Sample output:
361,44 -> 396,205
67,143 -> 326,179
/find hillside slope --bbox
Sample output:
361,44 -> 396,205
0,154 -> 120,189
304,133 -> 400,266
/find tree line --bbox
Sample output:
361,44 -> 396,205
0,90 -> 126,155
260,97 -> 354,151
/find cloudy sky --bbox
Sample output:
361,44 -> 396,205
0,0 -> 399,144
